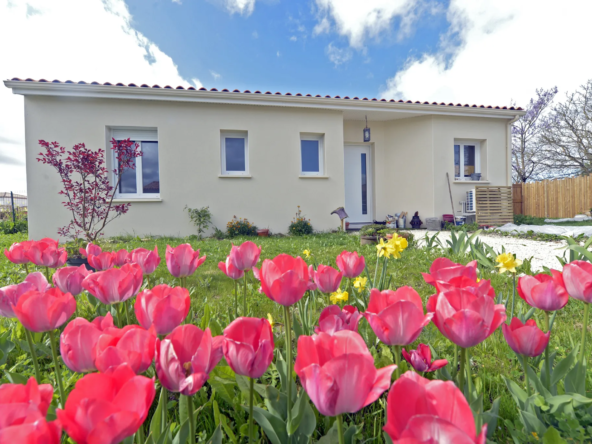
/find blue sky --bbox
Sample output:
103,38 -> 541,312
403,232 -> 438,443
124,0 -> 450,98
2,0 -> 592,191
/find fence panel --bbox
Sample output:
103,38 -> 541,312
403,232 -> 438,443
475,186 -> 513,226
518,175 -> 592,218
0,192 -> 28,221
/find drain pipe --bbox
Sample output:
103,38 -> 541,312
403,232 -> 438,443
506,114 -> 521,185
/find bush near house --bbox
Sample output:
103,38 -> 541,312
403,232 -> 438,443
226,215 -> 257,237
289,205 -> 313,235
0,230 -> 591,442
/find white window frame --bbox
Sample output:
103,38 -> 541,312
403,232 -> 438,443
220,130 -> 249,176
300,133 -> 325,176
111,128 -> 160,199
454,139 -> 481,181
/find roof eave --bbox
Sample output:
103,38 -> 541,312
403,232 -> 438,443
3,80 -> 526,119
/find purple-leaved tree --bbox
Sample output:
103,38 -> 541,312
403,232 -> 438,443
37,138 -> 142,242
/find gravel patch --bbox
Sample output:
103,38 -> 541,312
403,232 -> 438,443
412,230 -> 567,272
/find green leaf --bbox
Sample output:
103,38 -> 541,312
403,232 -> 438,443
4,371 -> 28,385
205,425 -> 223,444
208,366 -> 237,405
565,361 -> 587,396
171,419 -> 190,444
504,376 -> 528,410
248,406 -> 288,444
199,305 -> 211,331
292,312 -> 303,341
265,386 -> 287,420
551,346 -> 578,387
276,351 -> 297,402
519,410 -> 546,436
481,397 -> 501,439
149,387 -> 166,442
288,390 -> 309,435
542,426 -> 567,444
178,395 -> 189,431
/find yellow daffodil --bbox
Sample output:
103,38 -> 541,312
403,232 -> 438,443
267,313 -> 274,329
376,238 -> 395,258
385,234 -> 408,259
303,249 -> 311,258
353,276 -> 367,291
330,288 -> 349,305
495,252 -> 522,274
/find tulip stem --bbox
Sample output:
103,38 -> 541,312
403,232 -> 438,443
185,395 -> 195,444
45,266 -> 51,283
373,256 -> 380,289
161,387 -> 168,434
393,345 -> 401,379
510,273 -> 516,321
336,414 -> 345,444
124,300 -> 132,326
521,354 -> 531,397
283,305 -> 293,434
458,347 -> 466,393
243,273 -> 248,316
24,328 -> 41,383
249,377 -> 254,444
147,274 -> 151,289
136,423 -> 145,444
234,280 -> 238,320
544,311 -> 551,389
49,330 -> 66,408
23,263 -> 29,275
453,344 -> 459,378
465,347 -> 474,403
580,303 -> 590,367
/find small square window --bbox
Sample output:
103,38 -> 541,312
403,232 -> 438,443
221,131 -> 248,175
300,133 -> 324,175
111,128 -> 159,198
454,140 -> 481,180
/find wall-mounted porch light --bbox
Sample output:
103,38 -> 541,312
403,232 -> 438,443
363,115 -> 371,142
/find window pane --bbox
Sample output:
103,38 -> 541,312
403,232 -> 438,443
361,153 -> 367,215
119,155 -> 137,194
454,145 -> 460,177
142,142 -> 159,194
225,138 -> 246,171
301,140 -> 319,172
464,145 -> 475,176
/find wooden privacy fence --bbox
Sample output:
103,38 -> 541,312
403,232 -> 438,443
475,186 -> 513,225
516,175 -> 592,218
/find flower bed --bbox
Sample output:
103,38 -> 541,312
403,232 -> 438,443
0,231 -> 591,442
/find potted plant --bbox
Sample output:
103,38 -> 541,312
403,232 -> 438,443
65,239 -> 94,270
359,224 -> 387,245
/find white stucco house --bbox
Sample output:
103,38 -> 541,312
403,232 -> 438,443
4,78 -> 525,239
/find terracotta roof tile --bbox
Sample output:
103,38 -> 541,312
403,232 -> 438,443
4,78 -> 523,111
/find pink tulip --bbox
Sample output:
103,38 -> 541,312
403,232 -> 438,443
218,256 -> 245,280
335,251 -> 365,278
363,287 -> 433,346
426,278 -> 496,313
0,377 -> 61,444
3,240 -> 33,265
155,325 -> 223,395
260,254 -> 309,306
57,364 -> 155,444
114,249 -> 130,267
135,284 -> 190,335
79,242 -> 102,258
252,266 -> 261,281
26,239 -> 67,268
53,265 -> 92,296
402,344 -> 448,373
384,371 -> 487,443
315,305 -> 361,335
94,324 -> 156,374
518,271 -> 569,311
563,260 -> 592,303
87,251 -> 116,271
502,318 -> 550,358
129,246 -> 160,274
223,317 -> 274,379
13,287 -> 76,333
0,272 -> 49,318
60,314 -> 114,373
294,330 -> 396,417
229,241 -> 261,271
312,264 -> 343,293
422,257 -> 478,287
166,244 -> 206,278
82,263 -> 143,304
432,288 -> 506,348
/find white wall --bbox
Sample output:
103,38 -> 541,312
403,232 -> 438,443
24,96 -> 345,239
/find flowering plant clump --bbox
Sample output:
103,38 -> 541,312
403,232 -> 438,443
289,205 -> 313,236
37,139 -> 142,242
226,216 -> 258,237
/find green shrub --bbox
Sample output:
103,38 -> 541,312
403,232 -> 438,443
289,206 -> 313,236
226,216 -> 257,238
0,219 -> 27,234
359,224 -> 386,237
513,214 -> 545,225
185,205 -> 213,238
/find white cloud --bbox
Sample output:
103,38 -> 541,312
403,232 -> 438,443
326,43 -> 352,66
290,35 -> 298,42
277,51 -> 281,57
172,0 -> 182,4
381,0 -> 592,108
252,31 -> 259,39
0,0 -> 200,192
210,70 -> 221,80
209,0 -> 256,16
313,0 -> 418,48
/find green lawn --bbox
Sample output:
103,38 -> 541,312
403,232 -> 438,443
1,231 -> 590,442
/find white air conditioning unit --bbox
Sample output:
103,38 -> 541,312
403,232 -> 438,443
465,189 -> 476,213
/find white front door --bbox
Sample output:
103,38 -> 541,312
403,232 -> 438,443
344,145 -> 373,223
